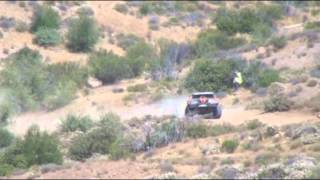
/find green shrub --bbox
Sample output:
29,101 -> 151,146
258,166 -> 287,179
69,113 -> 126,161
215,8 -> 239,35
0,48 -> 49,112
116,33 -> 144,50
306,93 -> 320,112
46,62 -> 88,88
0,128 -> 14,149
307,79 -> 318,87
256,4 -> 283,25
109,137 -> 132,160
209,123 -> 236,136
0,48 -> 88,112
35,27 -> 61,47
264,94 -> 292,112
186,123 -> 209,139
246,119 -> 264,130
185,59 -> 234,92
67,14 -> 100,52
76,7 -> 94,16
46,64 -> 87,110
237,8 -> 260,33
126,56 -> 147,77
42,80 -> 78,111
135,2 -> 200,16
61,114 -> 94,133
220,157 -> 235,165
0,102 -> 13,126
308,166 -> 320,179
270,36 -> 287,50
31,5 -> 60,32
195,29 -> 247,57
221,139 -> 239,153
311,9 -> 320,16
98,112 -> 122,126
126,41 -> 156,77
89,50 -> 131,84
257,69 -> 280,87
251,22 -> 272,44
255,151 -> 279,165
15,21 -> 29,32
67,133 -> 92,161
139,3 -> 152,16
148,130 -> 167,149
114,3 -> 129,14
1,125 -> 62,169
127,84 -> 147,92
148,118 -> 183,148
0,163 -> 14,177
241,141 -> 261,151
214,4 -> 283,35
304,21 -> 320,31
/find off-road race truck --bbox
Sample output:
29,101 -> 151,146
185,92 -> 222,119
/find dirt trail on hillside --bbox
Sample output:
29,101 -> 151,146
8,92 -> 316,136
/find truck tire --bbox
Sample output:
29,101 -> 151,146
185,107 -> 195,117
212,105 -> 222,119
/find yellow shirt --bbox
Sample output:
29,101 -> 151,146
235,72 -> 243,85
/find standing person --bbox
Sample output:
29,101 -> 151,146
232,70 -> 243,93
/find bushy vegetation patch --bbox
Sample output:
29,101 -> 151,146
184,59 -> 234,92
35,27 -> 61,47
61,114 -> 94,133
270,36 -> 287,50
195,29 -> 247,57
214,4 -> 283,35
0,48 -> 88,115
185,58 -> 280,92
68,113 -> 130,161
221,139 -> 239,153
0,128 -> 14,149
88,50 -> 132,84
264,93 -> 292,112
0,126 -> 62,176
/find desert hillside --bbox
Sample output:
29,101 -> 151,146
0,1 -> 320,179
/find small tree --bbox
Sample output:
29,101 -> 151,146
31,5 -> 60,32
67,14 -> 100,52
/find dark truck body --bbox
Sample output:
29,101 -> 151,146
185,92 -> 222,119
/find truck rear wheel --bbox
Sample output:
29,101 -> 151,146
212,105 -> 222,119
185,107 -> 195,117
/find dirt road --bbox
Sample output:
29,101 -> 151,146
8,93 -> 316,136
